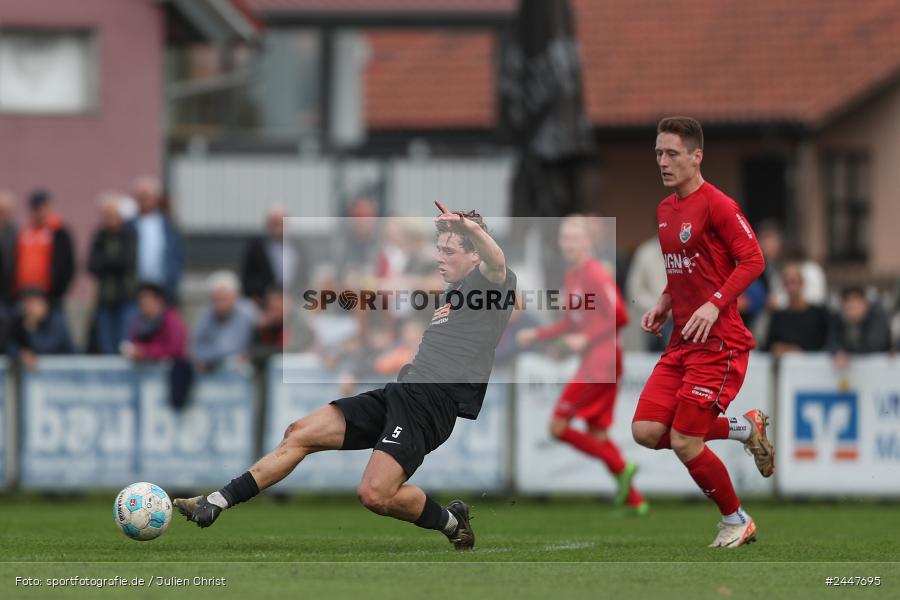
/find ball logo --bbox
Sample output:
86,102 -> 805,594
338,291 -> 359,310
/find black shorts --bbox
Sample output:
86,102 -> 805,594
331,383 -> 457,477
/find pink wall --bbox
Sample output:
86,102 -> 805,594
0,0 -> 164,297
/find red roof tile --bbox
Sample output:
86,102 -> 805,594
360,0 -> 900,129
365,30 -> 496,129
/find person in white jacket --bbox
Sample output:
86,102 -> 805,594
626,235 -> 669,350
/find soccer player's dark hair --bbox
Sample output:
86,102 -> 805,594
657,116 -> 704,151
435,209 -> 489,253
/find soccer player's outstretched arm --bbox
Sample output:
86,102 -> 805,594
434,201 -> 507,285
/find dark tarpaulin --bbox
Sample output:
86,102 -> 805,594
498,0 -> 594,287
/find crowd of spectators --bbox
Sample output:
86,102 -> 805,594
0,178 -> 321,383
0,182 -> 895,385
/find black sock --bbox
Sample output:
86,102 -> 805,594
414,495 -> 449,531
219,472 -> 260,507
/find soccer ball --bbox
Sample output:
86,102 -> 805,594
113,482 -> 173,541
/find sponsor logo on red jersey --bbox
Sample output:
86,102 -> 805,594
663,250 -> 701,274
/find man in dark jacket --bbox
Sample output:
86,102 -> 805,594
89,192 -> 138,354
240,206 -> 307,305
13,190 -> 75,307
829,286 -> 892,368
9,287 -> 75,369
0,190 -> 18,308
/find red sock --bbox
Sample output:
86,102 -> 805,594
705,417 -> 730,441
626,487 -> 644,507
684,446 -> 740,515
559,428 -> 626,474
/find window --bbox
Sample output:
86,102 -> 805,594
0,29 -> 98,113
167,29 -> 322,145
825,153 -> 870,262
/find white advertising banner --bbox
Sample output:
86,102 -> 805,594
514,351 -> 774,496
19,357 -> 256,490
776,353 -> 900,496
266,355 -> 511,491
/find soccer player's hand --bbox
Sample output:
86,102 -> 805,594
516,328 -> 538,347
640,305 -> 670,336
682,301 -> 720,343
434,201 -> 474,233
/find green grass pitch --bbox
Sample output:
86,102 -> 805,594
1,493 -> 898,599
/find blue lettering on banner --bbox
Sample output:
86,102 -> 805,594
136,366 -> 255,488
21,362 -> 137,488
794,392 -> 859,461
20,358 -> 256,490
876,433 -> 900,461
878,392 -> 900,419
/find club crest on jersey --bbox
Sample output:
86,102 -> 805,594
679,222 -> 692,243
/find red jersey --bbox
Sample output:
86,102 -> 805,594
534,257 -> 627,382
657,182 -> 764,350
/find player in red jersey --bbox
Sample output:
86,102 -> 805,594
632,117 -> 775,548
518,215 -> 648,514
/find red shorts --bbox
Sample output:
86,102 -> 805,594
632,341 -> 749,437
554,381 -> 617,430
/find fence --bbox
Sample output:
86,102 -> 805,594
171,155 -> 514,233
1,353 -> 898,496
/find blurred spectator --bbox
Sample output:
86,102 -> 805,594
893,282 -> 900,352
191,271 -> 258,373
335,197 -> 379,283
626,233 -> 669,350
333,316 -> 429,394
772,247 -> 827,309
738,278 -> 768,328
756,219 -> 783,298
828,286 -> 892,368
584,212 -> 629,291
88,192 -> 138,354
757,220 -> 826,309
398,220 -> 437,279
371,318 -> 425,376
376,217 -> 410,279
122,282 -> 187,362
14,190 -> 75,306
494,306 -> 541,365
764,262 -> 829,357
240,206 -> 308,306
9,288 -> 74,369
248,287 -> 316,368
0,190 -> 18,306
132,175 -> 183,302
